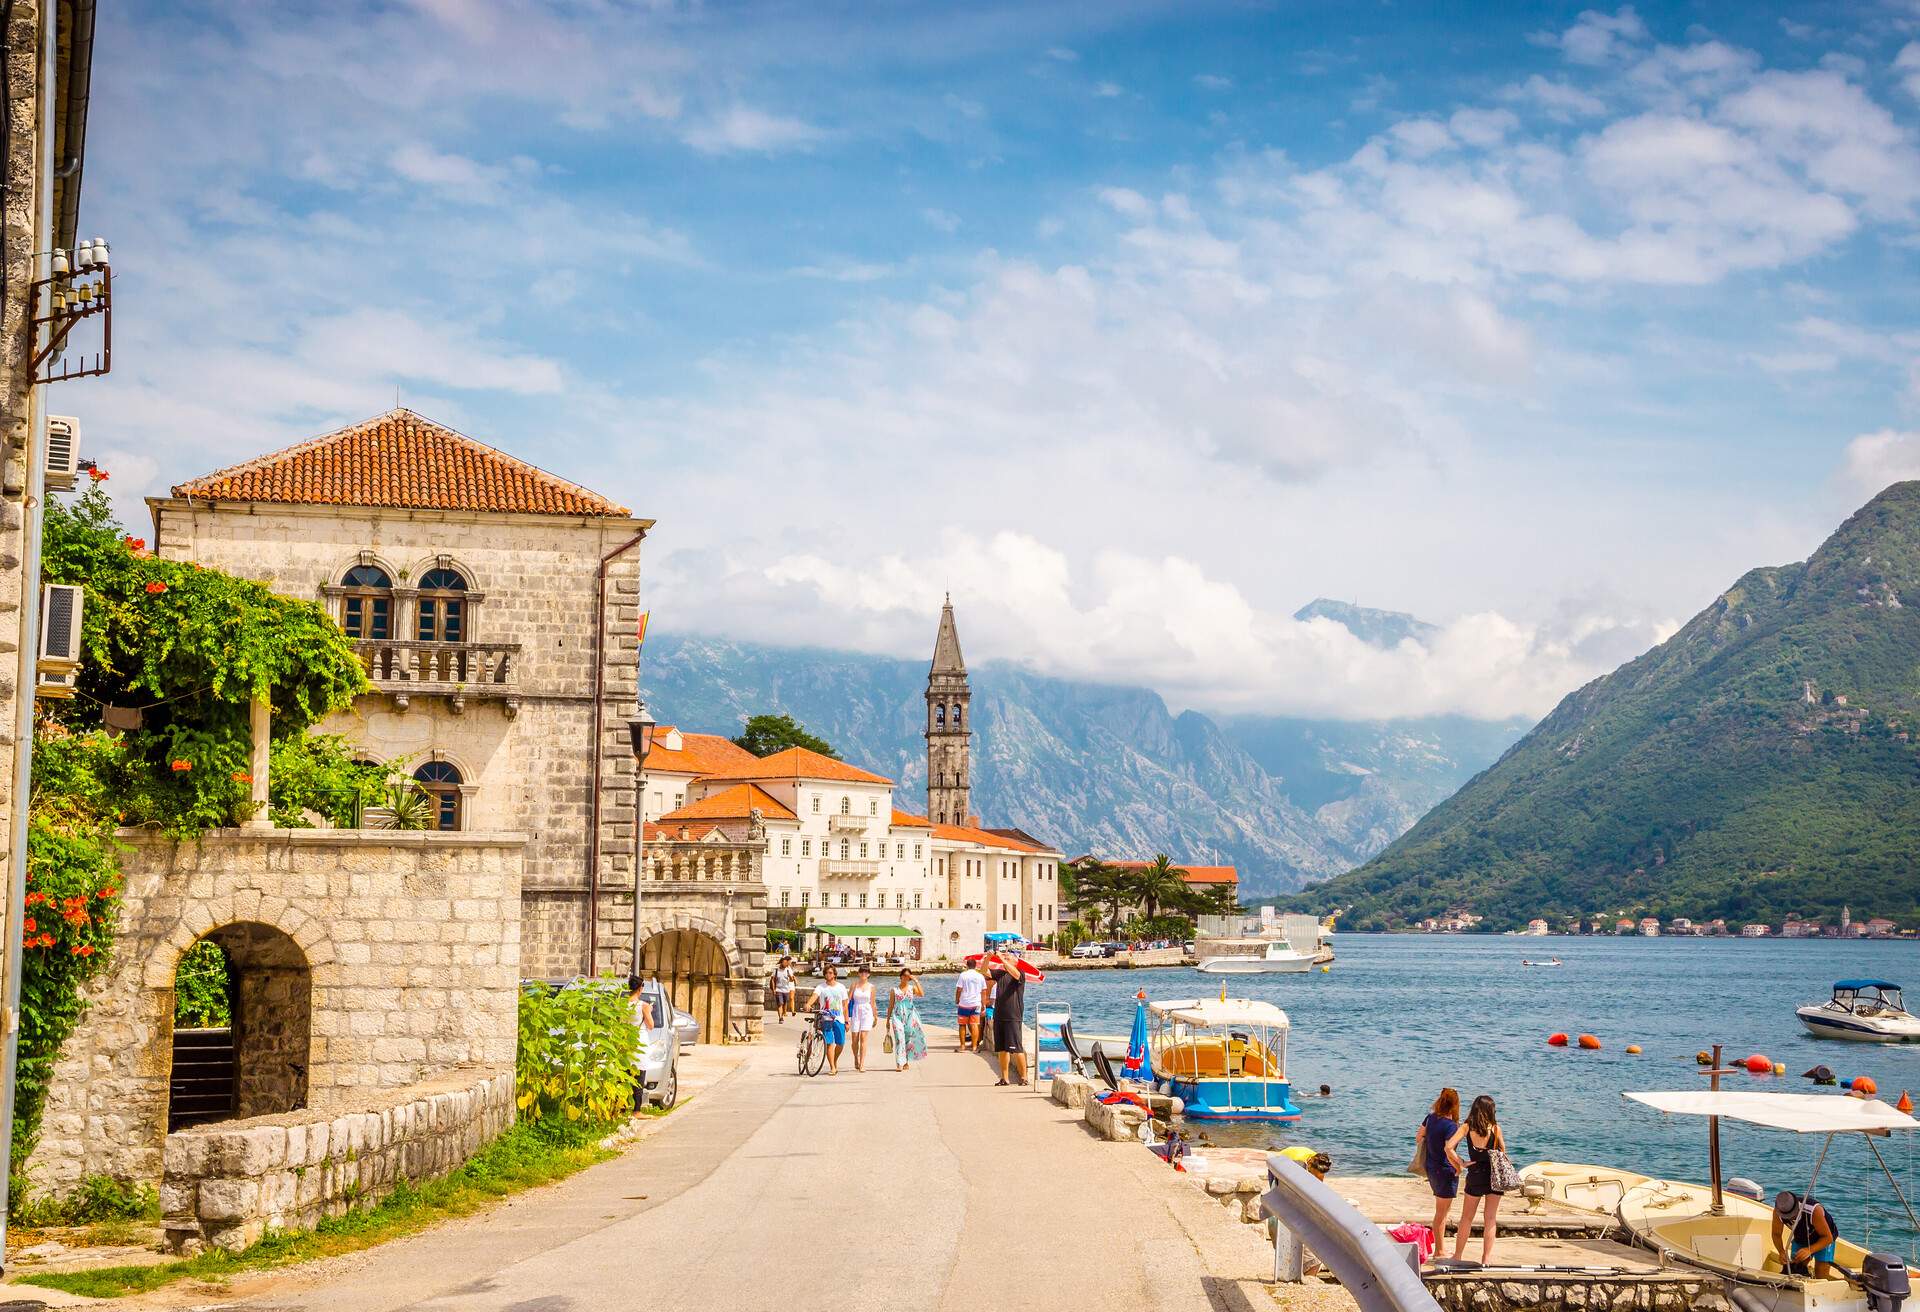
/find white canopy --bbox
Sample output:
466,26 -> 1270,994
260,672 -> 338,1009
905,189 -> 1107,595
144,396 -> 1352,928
1624,1090 -> 1920,1134
1148,997 -> 1290,1029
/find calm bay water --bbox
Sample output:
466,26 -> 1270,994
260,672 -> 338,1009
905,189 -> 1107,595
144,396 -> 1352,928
917,934 -> 1920,1250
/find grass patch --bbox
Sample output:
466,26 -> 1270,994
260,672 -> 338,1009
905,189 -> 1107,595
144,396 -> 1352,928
8,1174 -> 159,1229
17,1118 -> 618,1300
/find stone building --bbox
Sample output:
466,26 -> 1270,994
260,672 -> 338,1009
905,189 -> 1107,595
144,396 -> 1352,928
926,595 -> 971,827
2,0 -> 101,1083
152,410 -> 650,978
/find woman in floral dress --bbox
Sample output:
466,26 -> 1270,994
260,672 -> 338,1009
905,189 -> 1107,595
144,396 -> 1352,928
886,968 -> 928,1071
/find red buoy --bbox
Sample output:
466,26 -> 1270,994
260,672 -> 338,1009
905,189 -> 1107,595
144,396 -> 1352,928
1854,1075 -> 1879,1096
1898,1090 -> 1912,1114
1577,1034 -> 1602,1050
1548,1032 -> 1569,1047
1745,1054 -> 1772,1075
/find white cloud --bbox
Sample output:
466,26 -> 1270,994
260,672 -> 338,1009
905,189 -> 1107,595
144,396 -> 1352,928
1194,73 -> 1234,92
1045,46 -> 1078,62
1839,430 -> 1920,498
1093,81 -> 1124,99
1097,186 -> 1154,218
680,106 -> 826,154
921,207 -> 962,233
387,143 -> 507,200
1899,44 -> 1920,101
1558,6 -> 1649,66
790,260 -> 900,283
1510,74 -> 1606,119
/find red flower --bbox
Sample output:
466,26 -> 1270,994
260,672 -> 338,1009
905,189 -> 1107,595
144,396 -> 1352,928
22,918 -> 34,934
24,892 -> 44,907
123,535 -> 146,552
72,944 -> 94,957
87,467 -> 108,482
231,771 -> 252,783
145,581 -> 169,595
169,758 -> 192,772
96,888 -> 116,900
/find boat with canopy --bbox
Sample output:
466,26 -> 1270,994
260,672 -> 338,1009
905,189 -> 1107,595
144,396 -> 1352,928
1146,997 -> 1302,1121
1798,981 -> 1920,1044
1610,1089 -> 1920,1312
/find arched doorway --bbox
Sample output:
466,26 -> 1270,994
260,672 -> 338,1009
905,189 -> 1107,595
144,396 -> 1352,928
637,930 -> 730,1044
167,922 -> 312,1131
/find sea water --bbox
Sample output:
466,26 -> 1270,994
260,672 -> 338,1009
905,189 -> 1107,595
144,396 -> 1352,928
922,934 -> 1920,1251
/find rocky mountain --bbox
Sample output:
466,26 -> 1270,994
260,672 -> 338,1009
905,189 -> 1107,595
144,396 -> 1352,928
1299,482 -> 1920,930
640,608 -> 1524,896
1293,598 -> 1436,648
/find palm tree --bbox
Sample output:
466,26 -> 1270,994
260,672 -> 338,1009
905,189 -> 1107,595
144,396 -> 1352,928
1126,854 -> 1191,922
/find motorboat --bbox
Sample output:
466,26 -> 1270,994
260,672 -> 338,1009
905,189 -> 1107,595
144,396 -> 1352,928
1797,980 -> 1920,1043
1613,1089 -> 1920,1312
1516,1160 -> 1649,1215
1522,958 -> 1564,967
1147,997 -> 1303,1122
1194,939 -> 1315,974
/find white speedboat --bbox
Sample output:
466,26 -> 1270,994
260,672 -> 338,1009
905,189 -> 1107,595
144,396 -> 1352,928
1522,958 -> 1564,967
1796,979 -> 1920,1042
1195,939 -> 1315,974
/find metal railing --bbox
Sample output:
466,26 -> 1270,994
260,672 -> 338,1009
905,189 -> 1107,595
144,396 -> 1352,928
1260,1154 -> 1439,1309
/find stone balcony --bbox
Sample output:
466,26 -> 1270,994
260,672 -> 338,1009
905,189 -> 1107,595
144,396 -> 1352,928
827,814 -> 872,834
818,858 -> 880,879
353,640 -> 521,715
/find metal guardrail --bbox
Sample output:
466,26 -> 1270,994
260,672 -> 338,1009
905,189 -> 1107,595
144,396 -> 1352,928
1260,1154 -> 1441,1312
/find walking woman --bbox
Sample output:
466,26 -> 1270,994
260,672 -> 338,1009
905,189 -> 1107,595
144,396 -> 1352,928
847,965 -> 879,1073
886,968 -> 928,1071
1414,1087 -> 1464,1251
1451,1094 -> 1507,1264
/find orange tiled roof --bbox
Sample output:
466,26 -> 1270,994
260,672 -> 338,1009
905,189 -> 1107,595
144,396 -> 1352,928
931,820 -> 1062,856
658,784 -> 797,823
170,409 -> 631,517
644,820 -> 722,842
645,728 -> 761,777
1107,860 -> 1238,885
890,809 -> 933,828
697,746 -> 892,786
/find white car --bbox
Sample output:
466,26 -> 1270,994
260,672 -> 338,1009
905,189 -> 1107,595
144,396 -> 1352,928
1070,942 -> 1106,959
632,980 -> 680,1109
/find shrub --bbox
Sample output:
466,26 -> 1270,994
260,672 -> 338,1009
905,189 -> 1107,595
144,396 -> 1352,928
173,940 -> 232,1028
515,980 -> 639,1126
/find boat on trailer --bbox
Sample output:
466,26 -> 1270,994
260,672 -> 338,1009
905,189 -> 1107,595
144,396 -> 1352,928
1146,997 -> 1303,1122
1608,1090 -> 1920,1312
1797,981 -> 1920,1043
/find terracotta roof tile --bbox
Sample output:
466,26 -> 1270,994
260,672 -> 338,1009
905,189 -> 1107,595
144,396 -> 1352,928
658,784 -> 797,823
890,809 -> 933,828
697,746 -> 892,786
931,821 -> 1061,855
170,409 -> 631,517
644,820 -> 723,842
1106,860 -> 1238,885
645,728 -> 761,777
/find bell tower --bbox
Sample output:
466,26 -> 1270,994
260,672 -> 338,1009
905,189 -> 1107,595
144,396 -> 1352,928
926,596 -> 971,826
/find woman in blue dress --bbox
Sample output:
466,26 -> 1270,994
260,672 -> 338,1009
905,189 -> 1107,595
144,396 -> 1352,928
886,968 -> 928,1071
1413,1087 -> 1464,1254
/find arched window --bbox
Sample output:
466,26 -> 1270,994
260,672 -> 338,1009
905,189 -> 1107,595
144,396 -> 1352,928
340,565 -> 392,640
839,796 -> 850,815
416,567 -> 468,643
951,703 -> 963,728
935,704 -> 945,727
414,760 -> 463,831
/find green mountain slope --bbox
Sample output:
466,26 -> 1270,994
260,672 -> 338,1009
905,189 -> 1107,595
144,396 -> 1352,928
1299,482 -> 1920,930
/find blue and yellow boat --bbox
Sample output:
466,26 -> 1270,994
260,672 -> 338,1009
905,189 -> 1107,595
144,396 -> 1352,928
1147,997 -> 1303,1122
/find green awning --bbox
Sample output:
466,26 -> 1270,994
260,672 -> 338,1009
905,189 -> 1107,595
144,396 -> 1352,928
807,923 -> 920,938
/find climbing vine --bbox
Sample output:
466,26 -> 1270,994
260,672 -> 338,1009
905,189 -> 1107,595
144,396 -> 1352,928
13,483 -> 377,1177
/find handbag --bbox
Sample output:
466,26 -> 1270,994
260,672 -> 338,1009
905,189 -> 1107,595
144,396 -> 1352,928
1488,1148 -> 1521,1194
883,1033 -> 895,1054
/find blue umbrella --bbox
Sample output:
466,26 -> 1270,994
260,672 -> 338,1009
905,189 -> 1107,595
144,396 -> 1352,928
1123,994 -> 1149,1077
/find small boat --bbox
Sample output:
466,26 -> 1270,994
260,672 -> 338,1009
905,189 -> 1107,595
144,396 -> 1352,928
1796,980 -> 1920,1043
1517,1160 -> 1649,1215
1522,958 -> 1564,967
1613,1089 -> 1920,1312
1147,997 -> 1303,1122
1195,939 -> 1315,974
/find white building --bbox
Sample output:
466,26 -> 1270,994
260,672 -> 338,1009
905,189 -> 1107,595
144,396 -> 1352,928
1741,923 -> 1771,937
1523,919 -> 1550,936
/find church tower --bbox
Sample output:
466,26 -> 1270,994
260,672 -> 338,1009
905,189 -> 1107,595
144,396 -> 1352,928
926,596 -> 971,826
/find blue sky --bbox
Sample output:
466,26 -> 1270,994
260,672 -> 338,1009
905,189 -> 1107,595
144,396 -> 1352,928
77,1 -> 1920,719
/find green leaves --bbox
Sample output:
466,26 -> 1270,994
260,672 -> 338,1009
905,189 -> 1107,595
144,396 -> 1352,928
730,712 -> 837,759
515,981 -> 641,1127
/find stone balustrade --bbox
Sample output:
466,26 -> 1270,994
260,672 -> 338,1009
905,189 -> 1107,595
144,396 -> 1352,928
642,846 -> 760,883
162,1070 -> 513,1254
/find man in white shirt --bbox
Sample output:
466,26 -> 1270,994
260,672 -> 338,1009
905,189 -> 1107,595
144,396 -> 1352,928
771,957 -> 796,1022
954,961 -> 986,1052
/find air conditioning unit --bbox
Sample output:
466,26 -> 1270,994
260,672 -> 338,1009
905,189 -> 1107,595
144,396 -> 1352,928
35,583 -> 82,698
44,415 -> 80,491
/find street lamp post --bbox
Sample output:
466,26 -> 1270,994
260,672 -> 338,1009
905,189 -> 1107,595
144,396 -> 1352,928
626,701 -> 657,977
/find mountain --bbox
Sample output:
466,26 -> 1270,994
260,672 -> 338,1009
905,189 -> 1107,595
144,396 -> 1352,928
1293,598 -> 1437,648
1298,483 -> 1920,931
640,623 -> 1523,896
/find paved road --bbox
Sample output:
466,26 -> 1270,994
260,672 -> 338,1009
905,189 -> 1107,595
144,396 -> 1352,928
220,1020 -> 1272,1312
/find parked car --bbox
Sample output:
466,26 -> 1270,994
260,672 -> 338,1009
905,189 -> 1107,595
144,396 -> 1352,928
1103,941 -> 1128,957
1070,942 -> 1106,959
1183,940 -> 1196,955
632,980 -> 680,1108
672,1004 -> 700,1052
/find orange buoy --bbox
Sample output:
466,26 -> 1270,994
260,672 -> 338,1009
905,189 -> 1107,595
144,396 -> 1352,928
1578,1034 -> 1602,1050
1854,1075 -> 1879,1096
1548,1032 -> 1569,1047
1745,1054 -> 1771,1075
1898,1090 -> 1913,1114
1625,1045 -> 1642,1055
1696,1051 -> 1713,1065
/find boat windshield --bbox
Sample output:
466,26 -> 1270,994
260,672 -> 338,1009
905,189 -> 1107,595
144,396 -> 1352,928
1834,982 -> 1905,1013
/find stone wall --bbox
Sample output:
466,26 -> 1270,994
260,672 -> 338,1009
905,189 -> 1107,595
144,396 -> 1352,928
636,831 -> 768,1042
149,499 -> 644,980
31,828 -> 523,1194
162,1070 -> 513,1254
1424,1274 -> 1728,1312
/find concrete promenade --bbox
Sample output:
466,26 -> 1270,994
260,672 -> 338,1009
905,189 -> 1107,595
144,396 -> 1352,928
201,1018 -> 1272,1312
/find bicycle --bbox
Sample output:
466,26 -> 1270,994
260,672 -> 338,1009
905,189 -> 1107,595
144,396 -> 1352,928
797,1011 -> 831,1077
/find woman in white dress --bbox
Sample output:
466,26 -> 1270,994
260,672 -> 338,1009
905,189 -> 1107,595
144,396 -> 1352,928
847,965 -> 878,1072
